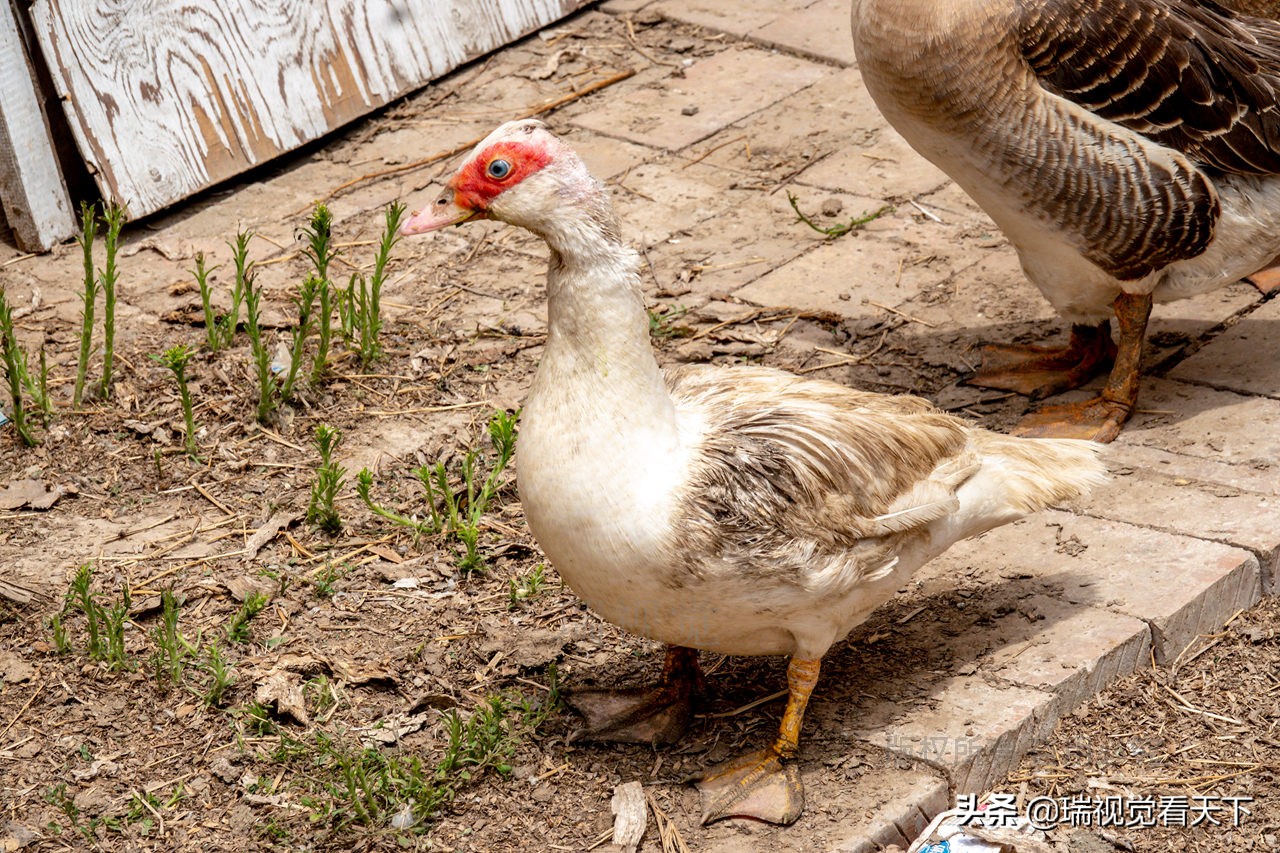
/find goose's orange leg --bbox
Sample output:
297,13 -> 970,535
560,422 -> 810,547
967,320 -> 1116,399
1013,291 -> 1152,443
566,645 -> 701,746
695,657 -> 820,825
1246,265 -> 1280,294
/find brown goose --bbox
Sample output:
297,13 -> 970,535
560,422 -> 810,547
852,0 -> 1280,441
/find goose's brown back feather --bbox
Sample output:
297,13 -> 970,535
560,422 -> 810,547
1021,0 -> 1280,176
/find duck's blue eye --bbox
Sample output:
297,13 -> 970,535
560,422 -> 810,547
487,159 -> 512,180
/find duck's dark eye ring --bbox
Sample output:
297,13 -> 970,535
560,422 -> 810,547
487,159 -> 512,180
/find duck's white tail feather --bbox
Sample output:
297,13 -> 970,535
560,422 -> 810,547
946,434 -> 1107,543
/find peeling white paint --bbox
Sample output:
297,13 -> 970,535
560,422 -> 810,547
31,0 -> 584,216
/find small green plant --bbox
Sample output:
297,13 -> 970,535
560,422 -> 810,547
102,588 -> 132,671
48,612 -> 70,654
305,675 -> 339,718
97,203 -> 127,400
300,204 -> 337,385
280,274 -> 320,402
244,700 -> 276,735
508,564 -> 549,609
25,346 -> 53,422
280,680 -> 558,833
72,203 -> 99,409
193,253 -> 225,351
44,783 -> 91,842
200,640 -> 234,707
354,468 -> 434,537
422,410 -> 519,574
0,289 -> 36,446
343,202 -> 405,367
67,563 -> 103,660
150,344 -> 199,458
787,191 -> 891,239
360,411 -> 518,572
227,591 -> 269,644
311,562 -> 344,598
149,589 -> 190,686
306,424 -> 345,533
647,304 -> 691,340
243,270 -> 276,424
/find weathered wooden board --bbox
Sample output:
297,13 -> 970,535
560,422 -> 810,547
0,1 -> 74,251
30,0 -> 587,218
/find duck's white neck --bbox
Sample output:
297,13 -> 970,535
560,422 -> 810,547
528,201 -> 676,430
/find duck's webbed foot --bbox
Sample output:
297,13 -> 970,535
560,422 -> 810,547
695,745 -> 804,825
967,321 -> 1116,399
565,645 -> 701,746
694,656 -> 821,826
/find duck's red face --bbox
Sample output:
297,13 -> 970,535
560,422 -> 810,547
401,138 -> 554,234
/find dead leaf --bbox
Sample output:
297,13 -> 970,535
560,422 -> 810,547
0,653 -> 34,684
225,576 -> 274,603
368,544 -> 403,564
255,671 -> 309,725
332,659 -> 397,686
358,712 -> 430,746
243,510 -> 300,560
0,479 -> 63,511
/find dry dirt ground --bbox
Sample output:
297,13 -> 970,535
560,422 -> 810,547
0,6 -> 1276,853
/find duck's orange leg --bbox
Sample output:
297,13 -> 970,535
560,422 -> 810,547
566,645 -> 701,746
967,320 -> 1116,399
1013,291 -> 1152,443
695,657 -> 820,825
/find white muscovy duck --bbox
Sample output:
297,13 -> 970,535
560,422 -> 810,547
399,119 -> 1106,826
853,0 -> 1280,442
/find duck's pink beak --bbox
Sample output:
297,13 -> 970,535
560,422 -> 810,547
399,189 -> 487,235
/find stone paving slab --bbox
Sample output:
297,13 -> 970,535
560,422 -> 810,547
934,511 -> 1262,663
569,47 -> 829,151
752,0 -> 859,67
1169,294 -> 1280,398
850,676 -> 1059,796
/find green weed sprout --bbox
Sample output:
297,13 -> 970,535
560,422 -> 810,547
67,563 -> 103,659
97,203 -> 126,400
299,204 -> 337,385
306,424 -> 345,533
193,253 -> 225,351
200,641 -> 234,706
421,410 -> 519,574
150,344 -> 199,458
218,231 -> 253,348
354,468 -> 433,537
227,591 -> 269,644
280,274 -> 320,402
508,564 -> 548,609
72,203 -> 99,409
149,589 -> 189,686
0,289 -> 35,446
26,346 -> 52,422
786,192 -> 891,239
349,202 -> 405,367
356,412 -> 517,572
242,271 -> 276,424
103,587 -> 132,671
